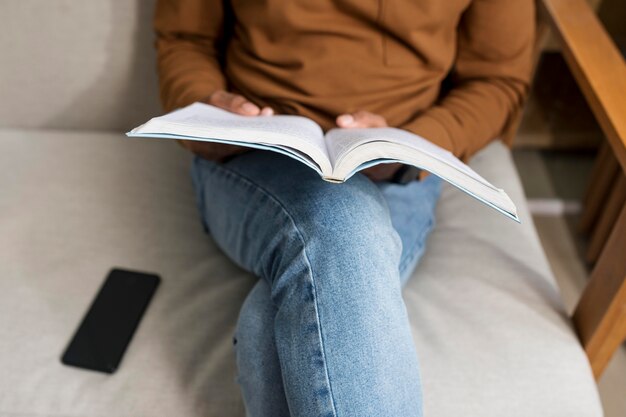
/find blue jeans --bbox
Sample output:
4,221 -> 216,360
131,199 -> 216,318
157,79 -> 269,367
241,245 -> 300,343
191,150 -> 442,417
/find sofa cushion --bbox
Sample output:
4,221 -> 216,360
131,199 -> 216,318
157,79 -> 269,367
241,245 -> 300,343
0,129 -> 602,416
0,0 -> 160,131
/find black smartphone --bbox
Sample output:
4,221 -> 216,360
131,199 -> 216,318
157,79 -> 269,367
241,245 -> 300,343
61,268 -> 160,373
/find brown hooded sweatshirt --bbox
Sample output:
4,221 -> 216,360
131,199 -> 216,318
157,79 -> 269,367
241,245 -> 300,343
154,0 -> 534,161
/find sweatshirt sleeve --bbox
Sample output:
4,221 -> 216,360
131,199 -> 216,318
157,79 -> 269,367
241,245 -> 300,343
400,0 -> 535,161
154,0 -> 228,112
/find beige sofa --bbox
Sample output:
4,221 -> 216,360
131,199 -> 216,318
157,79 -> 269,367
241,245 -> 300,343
0,1 -> 604,416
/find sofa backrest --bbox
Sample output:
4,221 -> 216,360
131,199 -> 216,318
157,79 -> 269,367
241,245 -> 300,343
0,0 -> 161,131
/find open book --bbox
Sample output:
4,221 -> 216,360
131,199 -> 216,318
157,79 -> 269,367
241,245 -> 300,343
127,102 -> 519,222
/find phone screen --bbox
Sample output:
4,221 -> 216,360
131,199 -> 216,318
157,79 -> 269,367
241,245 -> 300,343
61,268 -> 160,373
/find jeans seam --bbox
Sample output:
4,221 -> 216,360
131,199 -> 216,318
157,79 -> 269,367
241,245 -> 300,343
197,158 -> 339,417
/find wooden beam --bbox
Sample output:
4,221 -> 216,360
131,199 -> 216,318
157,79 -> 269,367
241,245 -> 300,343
585,174 -> 626,263
540,0 -> 626,172
579,142 -> 619,235
573,203 -> 626,379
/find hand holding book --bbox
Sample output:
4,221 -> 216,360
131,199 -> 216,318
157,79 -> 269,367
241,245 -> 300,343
183,91 -> 404,181
177,90 -> 274,162
335,111 -> 405,181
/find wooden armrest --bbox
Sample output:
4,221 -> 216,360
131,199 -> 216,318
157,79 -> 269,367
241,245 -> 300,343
538,0 -> 626,379
539,0 -> 626,171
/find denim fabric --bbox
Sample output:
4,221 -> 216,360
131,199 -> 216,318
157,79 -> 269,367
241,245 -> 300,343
191,150 -> 441,417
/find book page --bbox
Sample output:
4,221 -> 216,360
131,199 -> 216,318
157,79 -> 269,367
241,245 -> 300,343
325,127 -> 495,189
157,103 -> 327,151
325,128 -> 383,166
324,127 -> 518,221
130,102 -> 332,175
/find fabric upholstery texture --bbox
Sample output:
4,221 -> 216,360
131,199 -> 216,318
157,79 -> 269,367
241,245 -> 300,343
0,0 -> 160,130
0,130 -> 603,416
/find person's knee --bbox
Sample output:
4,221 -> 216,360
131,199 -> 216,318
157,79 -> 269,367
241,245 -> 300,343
279,174 -> 403,271
236,176 -> 406,321
193,150 -> 401,284
272,178 -> 407,329
227,171 -> 401,289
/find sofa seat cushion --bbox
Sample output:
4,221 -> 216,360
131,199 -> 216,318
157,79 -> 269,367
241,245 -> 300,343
0,128 -> 602,416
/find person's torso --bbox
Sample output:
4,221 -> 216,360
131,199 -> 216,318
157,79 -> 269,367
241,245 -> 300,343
223,0 -> 470,129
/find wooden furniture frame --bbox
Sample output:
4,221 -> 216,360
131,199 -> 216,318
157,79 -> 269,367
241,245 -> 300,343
534,0 -> 626,379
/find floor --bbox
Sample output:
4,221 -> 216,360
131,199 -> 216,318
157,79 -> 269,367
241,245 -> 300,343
513,149 -> 626,417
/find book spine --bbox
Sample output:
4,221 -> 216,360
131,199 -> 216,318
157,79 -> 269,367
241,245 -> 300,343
321,176 -> 345,184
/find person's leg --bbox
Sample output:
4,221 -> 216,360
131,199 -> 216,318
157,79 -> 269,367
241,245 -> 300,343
192,151 -> 440,417
232,278 -> 290,416
224,175 -> 442,417
377,175 -> 442,287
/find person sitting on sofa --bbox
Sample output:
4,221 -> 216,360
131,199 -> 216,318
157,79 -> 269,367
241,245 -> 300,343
153,0 -> 534,415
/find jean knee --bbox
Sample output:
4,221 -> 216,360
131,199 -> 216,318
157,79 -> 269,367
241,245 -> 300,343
288,175 -> 401,257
